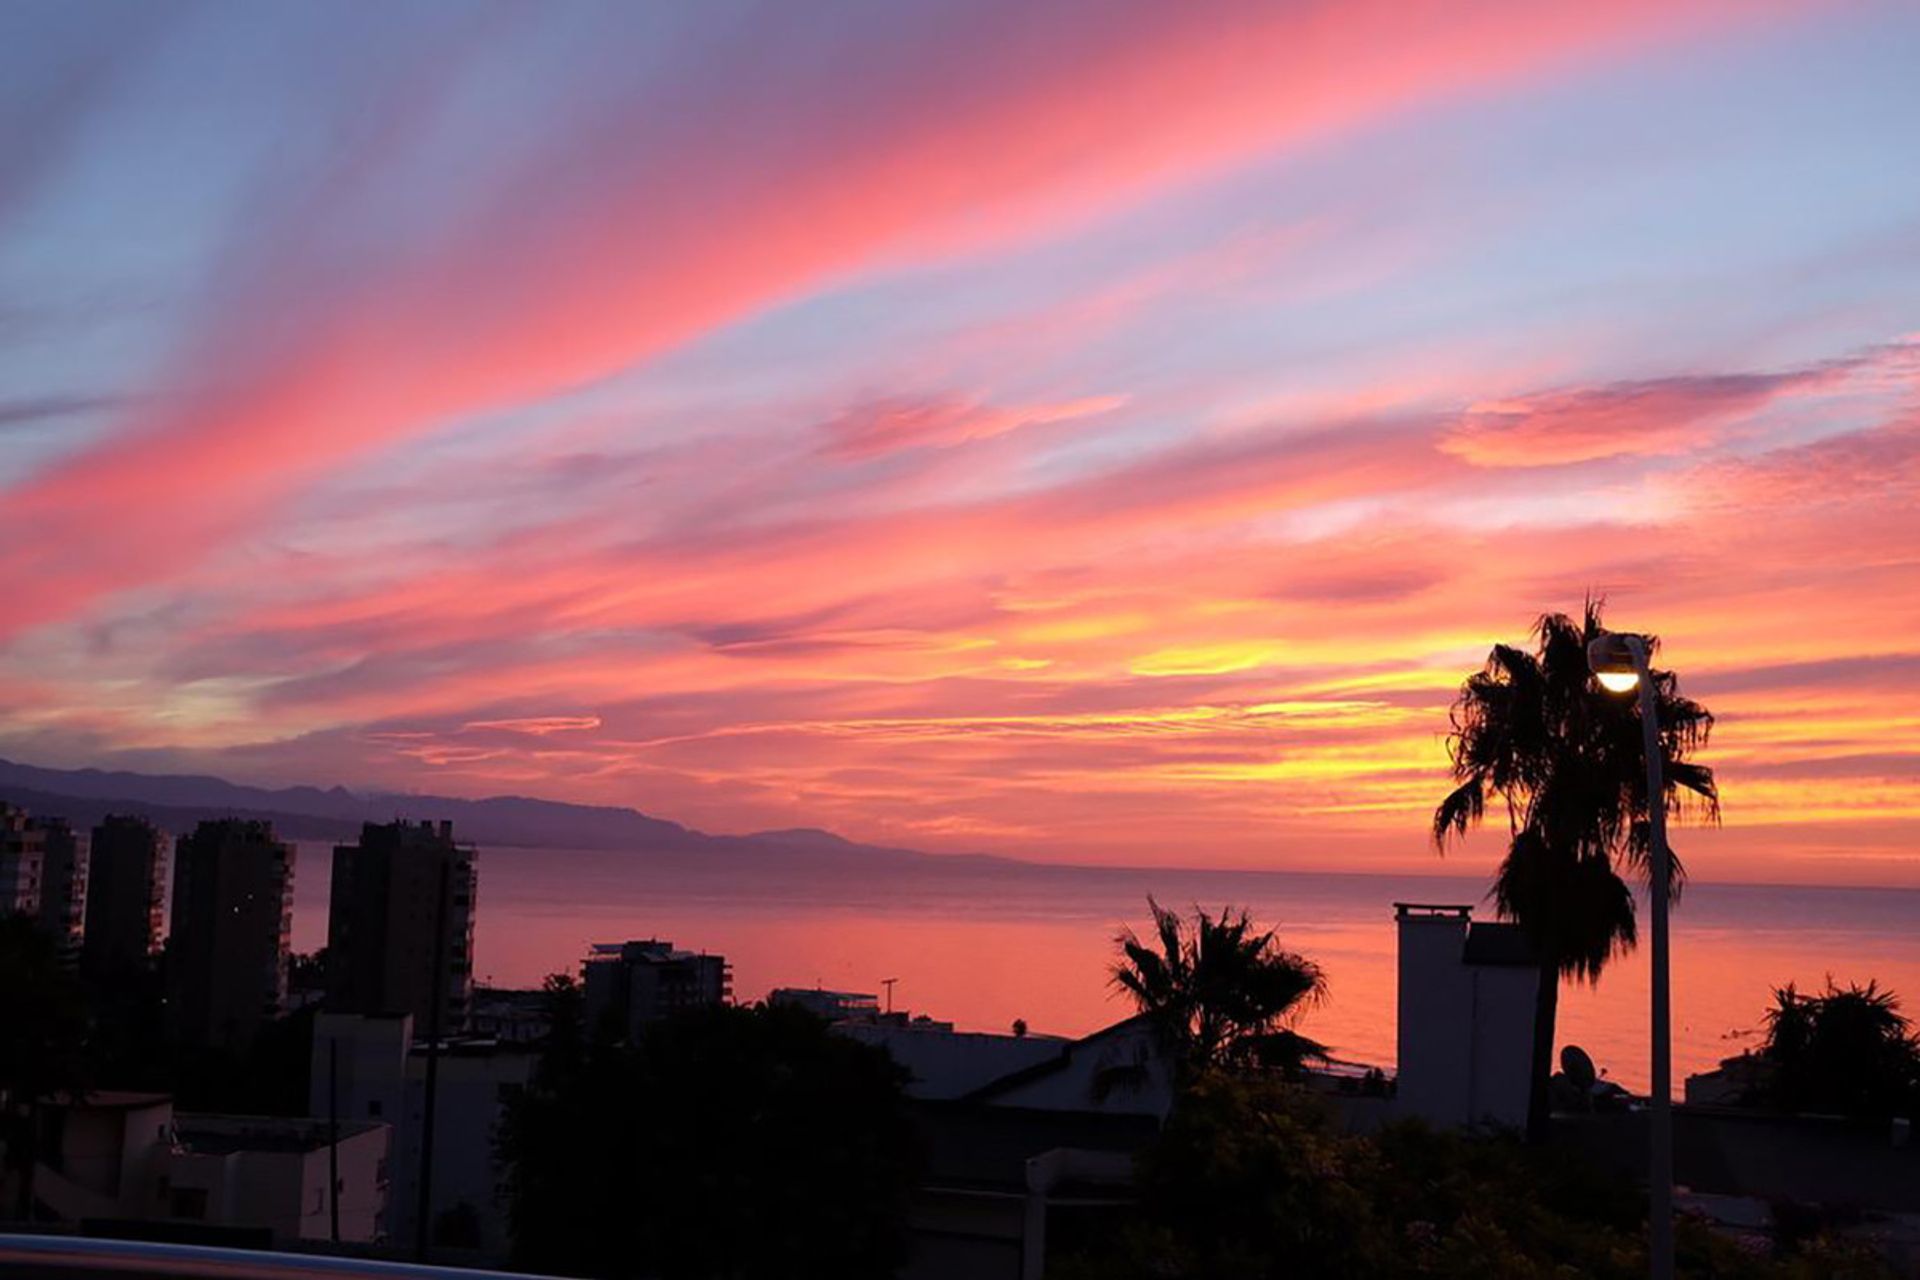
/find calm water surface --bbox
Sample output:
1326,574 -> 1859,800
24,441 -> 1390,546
288,844 -> 1920,1095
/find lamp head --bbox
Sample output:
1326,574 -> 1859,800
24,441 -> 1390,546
1587,632 -> 1643,694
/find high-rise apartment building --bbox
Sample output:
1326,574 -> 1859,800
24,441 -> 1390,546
35,817 -> 86,959
82,814 -> 169,980
0,803 -> 44,917
326,820 -> 477,1035
168,819 -> 295,1050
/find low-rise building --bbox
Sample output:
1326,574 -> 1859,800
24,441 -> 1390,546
19,1092 -> 388,1245
466,986 -> 551,1044
837,1020 -> 1069,1100
898,1016 -> 1174,1280
769,987 -> 882,1021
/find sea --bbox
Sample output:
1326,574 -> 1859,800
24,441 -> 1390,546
286,843 -> 1920,1095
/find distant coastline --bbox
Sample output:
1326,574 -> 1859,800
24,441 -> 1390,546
3,755 -> 1913,892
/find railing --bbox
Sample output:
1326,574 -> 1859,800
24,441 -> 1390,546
0,1235 -> 554,1280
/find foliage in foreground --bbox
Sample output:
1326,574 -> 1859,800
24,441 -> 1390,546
1057,1077 -> 1893,1280
499,985 -> 920,1280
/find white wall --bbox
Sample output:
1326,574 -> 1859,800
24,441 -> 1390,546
1396,910 -> 1474,1126
1395,908 -> 1538,1130
311,1013 -> 411,1129
1466,965 -> 1538,1129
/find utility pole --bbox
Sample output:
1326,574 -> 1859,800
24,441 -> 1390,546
328,1036 -> 341,1243
414,856 -> 450,1263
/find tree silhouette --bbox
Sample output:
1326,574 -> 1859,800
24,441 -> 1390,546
500,998 -> 918,1279
1112,898 -> 1327,1079
1433,602 -> 1717,1140
0,912 -> 92,1218
1759,979 -> 1920,1118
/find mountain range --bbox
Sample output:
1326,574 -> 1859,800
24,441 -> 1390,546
0,756 -> 963,863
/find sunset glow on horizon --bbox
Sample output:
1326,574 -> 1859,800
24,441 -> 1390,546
4,2 -> 1919,885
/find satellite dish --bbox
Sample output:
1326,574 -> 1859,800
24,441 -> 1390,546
1561,1044 -> 1597,1092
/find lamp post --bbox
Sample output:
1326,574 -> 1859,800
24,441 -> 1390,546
1587,630 -> 1672,1280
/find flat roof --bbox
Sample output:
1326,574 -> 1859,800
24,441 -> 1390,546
173,1114 -> 384,1155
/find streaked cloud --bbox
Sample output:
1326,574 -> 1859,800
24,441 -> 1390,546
1,0 -> 1917,885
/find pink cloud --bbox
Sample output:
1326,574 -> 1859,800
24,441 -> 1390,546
820,393 -> 1124,459
1440,370 -> 1826,467
462,715 -> 604,737
0,0 -> 1787,635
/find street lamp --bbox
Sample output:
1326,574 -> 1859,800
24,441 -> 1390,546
1587,630 -> 1673,1280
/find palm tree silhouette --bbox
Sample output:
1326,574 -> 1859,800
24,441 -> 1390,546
1762,979 -> 1920,1117
1112,898 -> 1327,1080
1433,601 -> 1717,1140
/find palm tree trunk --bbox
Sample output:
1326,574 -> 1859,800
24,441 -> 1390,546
1527,962 -> 1559,1144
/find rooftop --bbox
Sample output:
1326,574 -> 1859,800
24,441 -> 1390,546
173,1113 -> 385,1156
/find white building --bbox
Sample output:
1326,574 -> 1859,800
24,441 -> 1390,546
21,1092 -> 388,1244
1394,902 -> 1540,1129
310,1012 -> 535,1259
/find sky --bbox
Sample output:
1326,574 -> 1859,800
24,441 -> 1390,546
2,1 -> 1918,885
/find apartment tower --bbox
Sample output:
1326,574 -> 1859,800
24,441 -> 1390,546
82,814 -> 169,980
168,819 -> 295,1049
326,820 -> 478,1035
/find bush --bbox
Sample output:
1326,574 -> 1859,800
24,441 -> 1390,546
1057,1077 -> 1894,1280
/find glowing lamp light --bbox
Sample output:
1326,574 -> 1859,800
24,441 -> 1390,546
1586,633 -> 1643,694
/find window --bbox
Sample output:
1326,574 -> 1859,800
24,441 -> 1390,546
169,1187 -> 209,1220
367,1099 -> 383,1118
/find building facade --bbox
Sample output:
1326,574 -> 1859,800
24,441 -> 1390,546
35,817 -> 86,960
20,1092 -> 389,1245
168,819 -> 295,1050
310,1013 -> 535,1259
81,815 -> 169,981
1393,902 -> 1540,1129
0,802 -> 44,916
769,987 -> 882,1022
326,820 -> 477,1035
583,939 -> 730,1041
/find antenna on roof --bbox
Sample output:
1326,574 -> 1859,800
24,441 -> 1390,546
882,977 -> 898,1015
